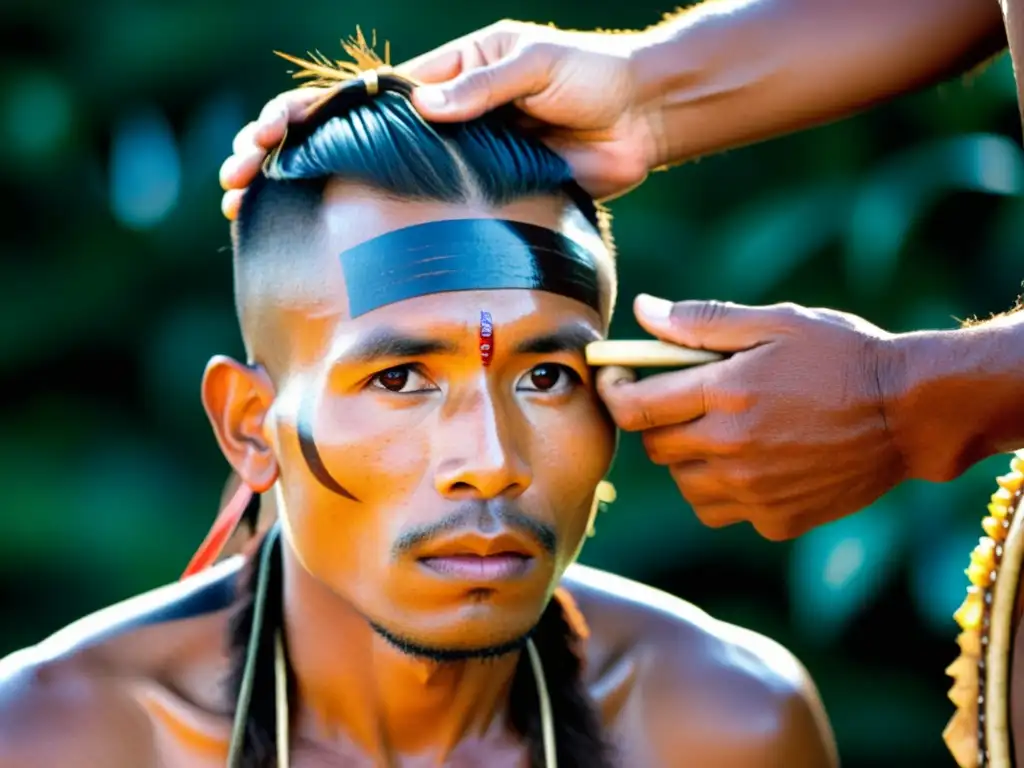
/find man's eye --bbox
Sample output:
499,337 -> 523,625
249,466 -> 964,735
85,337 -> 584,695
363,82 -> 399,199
369,365 -> 435,394
516,364 -> 581,394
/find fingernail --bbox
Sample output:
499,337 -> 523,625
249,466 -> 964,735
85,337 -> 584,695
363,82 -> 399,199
258,102 -> 285,123
416,86 -> 448,110
635,294 -> 672,321
598,365 -> 636,387
219,156 -> 240,188
610,367 -> 637,386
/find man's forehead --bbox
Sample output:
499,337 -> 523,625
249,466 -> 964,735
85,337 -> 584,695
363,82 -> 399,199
318,180 -> 603,256
322,306 -> 603,369
299,186 -> 606,323
248,184 -> 610,362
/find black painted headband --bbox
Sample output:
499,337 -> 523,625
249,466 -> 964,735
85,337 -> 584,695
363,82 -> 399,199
339,218 -> 603,317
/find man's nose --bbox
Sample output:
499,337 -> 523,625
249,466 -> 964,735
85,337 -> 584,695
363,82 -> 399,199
433,388 -> 532,500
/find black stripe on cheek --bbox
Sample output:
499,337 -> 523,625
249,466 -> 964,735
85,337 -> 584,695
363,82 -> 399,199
296,388 -> 360,502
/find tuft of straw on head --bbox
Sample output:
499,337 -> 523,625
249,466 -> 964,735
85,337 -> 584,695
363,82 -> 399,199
261,27 -> 393,172
272,26 -> 392,115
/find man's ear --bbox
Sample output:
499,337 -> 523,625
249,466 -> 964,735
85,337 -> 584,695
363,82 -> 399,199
201,355 -> 278,493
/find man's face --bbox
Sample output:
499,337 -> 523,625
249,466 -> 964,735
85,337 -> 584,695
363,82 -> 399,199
224,182 -> 616,656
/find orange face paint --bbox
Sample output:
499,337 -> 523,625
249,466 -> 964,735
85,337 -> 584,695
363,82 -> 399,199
142,692 -> 230,759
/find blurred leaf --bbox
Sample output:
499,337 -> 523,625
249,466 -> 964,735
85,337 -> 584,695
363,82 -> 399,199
908,518 -> 981,636
143,301 -> 240,432
978,54 -> 1022,105
0,234 -> 147,370
109,105 -> 181,230
983,197 -> 1024,294
701,182 -> 850,302
789,499 -> 905,644
818,661 -> 959,763
180,90 -> 246,193
0,68 -> 74,167
577,438 -> 713,577
845,134 -> 1024,296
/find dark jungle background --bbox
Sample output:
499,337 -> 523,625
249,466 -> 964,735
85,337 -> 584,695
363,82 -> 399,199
2,1 -> 1023,765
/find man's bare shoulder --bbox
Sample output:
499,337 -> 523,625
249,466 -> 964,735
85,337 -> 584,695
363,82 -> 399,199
38,556 -> 242,658
562,564 -> 839,768
0,559 -> 241,768
0,645 -> 158,767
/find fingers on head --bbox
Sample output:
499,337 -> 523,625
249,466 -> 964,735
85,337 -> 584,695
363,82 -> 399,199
261,89 -> 322,122
399,20 -> 520,82
219,148 -> 265,191
412,40 -> 553,122
232,122 -> 260,156
233,90 -> 319,156
547,139 -> 648,201
222,189 -> 244,221
402,38 -> 490,84
253,110 -> 287,148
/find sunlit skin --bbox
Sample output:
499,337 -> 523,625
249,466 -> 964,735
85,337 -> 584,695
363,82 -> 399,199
0,184 -> 838,768
205,185 -> 616,754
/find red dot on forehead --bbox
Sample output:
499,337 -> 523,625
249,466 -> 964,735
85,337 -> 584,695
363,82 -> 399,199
479,311 -> 494,366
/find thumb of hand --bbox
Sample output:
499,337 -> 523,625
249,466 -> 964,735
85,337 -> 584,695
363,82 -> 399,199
412,51 -> 548,122
595,365 -> 637,401
634,294 -> 767,352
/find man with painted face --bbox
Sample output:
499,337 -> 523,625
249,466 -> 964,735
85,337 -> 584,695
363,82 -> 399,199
0,60 -> 837,767
222,7 -> 1023,545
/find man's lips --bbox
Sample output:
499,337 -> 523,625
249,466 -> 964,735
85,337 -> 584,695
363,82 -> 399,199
417,531 -> 537,559
418,553 -> 533,581
416,531 -> 538,582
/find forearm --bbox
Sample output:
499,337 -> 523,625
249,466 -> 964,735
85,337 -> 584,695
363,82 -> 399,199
888,309 -> 1024,483
630,0 -> 1007,167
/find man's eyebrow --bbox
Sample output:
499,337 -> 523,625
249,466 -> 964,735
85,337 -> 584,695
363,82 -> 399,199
513,324 -> 602,356
337,327 -> 459,365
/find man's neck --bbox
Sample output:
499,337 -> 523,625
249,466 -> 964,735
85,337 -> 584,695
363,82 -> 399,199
279,541 -> 523,761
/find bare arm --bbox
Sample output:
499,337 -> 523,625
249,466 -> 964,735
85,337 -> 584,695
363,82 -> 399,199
889,309 -> 1024,482
222,0 -> 1007,210
632,0 -> 1008,168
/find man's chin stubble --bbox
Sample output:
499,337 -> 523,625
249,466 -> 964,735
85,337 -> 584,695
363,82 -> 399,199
367,619 -> 539,664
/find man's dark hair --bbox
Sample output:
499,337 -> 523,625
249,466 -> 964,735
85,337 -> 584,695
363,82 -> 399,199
231,71 -> 616,327
224,66 -> 615,767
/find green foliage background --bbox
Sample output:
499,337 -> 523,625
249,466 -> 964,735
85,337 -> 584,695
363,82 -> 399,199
2,2 -> 1022,765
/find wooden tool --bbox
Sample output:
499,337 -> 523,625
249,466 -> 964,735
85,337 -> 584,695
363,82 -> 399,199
585,340 -> 724,368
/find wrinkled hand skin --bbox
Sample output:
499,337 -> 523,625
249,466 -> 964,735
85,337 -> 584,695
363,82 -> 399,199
597,296 -> 905,541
